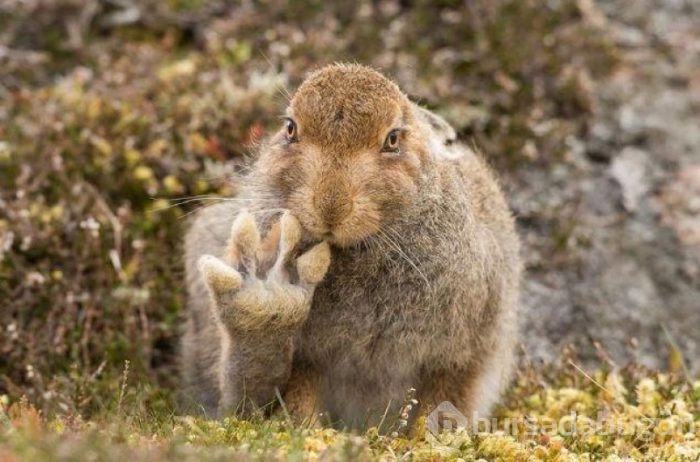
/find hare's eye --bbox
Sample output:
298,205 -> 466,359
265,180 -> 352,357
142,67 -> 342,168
284,118 -> 298,142
382,129 -> 401,153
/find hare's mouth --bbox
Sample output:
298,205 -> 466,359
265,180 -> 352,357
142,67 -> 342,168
293,204 -> 381,249
321,225 -> 380,249
299,222 -> 364,249
304,227 -> 346,247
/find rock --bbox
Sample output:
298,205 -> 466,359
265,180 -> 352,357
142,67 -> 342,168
609,147 -> 651,212
521,0 -> 700,374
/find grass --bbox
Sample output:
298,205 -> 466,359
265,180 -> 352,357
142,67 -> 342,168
1,0 -> 695,460
1,363 -> 698,460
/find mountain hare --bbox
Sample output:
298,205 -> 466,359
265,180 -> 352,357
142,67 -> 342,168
181,64 -> 521,429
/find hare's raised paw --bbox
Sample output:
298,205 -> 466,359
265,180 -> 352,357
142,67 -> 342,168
198,211 -> 331,333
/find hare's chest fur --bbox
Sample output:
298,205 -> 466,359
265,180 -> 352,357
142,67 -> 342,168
299,290 -> 424,426
299,242 -> 443,361
296,242 -> 457,424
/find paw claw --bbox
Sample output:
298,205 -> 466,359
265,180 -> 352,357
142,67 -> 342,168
203,212 -> 328,333
297,241 -> 331,285
198,255 -> 243,293
227,211 -> 260,265
279,211 -> 302,254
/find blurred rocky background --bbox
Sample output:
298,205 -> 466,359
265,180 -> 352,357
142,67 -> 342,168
0,0 -> 698,414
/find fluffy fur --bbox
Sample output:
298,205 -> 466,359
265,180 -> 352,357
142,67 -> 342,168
181,64 -> 521,429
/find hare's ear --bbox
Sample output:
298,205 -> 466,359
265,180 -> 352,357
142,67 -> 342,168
410,102 -> 457,147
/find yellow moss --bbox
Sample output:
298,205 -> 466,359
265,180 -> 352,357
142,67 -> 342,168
163,175 -> 184,194
412,415 -> 427,440
90,136 -> 113,157
544,388 -> 595,418
603,371 -> 628,405
158,58 -> 197,82
86,96 -> 103,120
124,148 -> 142,167
636,378 -> 661,417
194,179 -> 210,194
303,437 -> 328,454
133,166 -> 155,182
48,418 -> 65,434
177,94 -> 195,113
478,433 -> 528,460
526,392 -> 544,409
147,139 -> 169,157
0,141 -> 11,161
188,132 -> 209,155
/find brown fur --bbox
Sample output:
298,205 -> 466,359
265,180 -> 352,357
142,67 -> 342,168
180,64 -> 521,430
282,364 -> 321,425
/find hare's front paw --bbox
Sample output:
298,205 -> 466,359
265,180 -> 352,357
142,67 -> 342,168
198,211 -> 331,333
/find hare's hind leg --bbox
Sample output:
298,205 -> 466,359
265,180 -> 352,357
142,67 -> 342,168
180,315 -> 221,417
418,353 -> 512,430
281,363 -> 322,426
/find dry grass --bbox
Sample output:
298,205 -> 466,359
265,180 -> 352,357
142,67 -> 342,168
4,1 -> 695,460
1,363 -> 698,460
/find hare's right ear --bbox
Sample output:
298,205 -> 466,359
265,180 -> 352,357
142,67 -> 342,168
410,102 -> 457,148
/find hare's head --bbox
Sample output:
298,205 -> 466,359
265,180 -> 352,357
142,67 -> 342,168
257,64 -> 440,247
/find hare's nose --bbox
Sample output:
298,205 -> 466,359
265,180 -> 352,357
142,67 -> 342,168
314,186 -> 353,227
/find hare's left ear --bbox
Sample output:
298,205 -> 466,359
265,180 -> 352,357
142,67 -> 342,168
410,102 -> 457,148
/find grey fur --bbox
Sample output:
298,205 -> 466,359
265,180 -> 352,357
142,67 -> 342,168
181,65 -> 521,430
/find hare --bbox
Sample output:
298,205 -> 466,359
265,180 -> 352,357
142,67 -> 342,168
181,63 -> 521,430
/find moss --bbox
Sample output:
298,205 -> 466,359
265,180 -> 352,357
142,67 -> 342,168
1,368 -> 698,460
0,0 -> 673,459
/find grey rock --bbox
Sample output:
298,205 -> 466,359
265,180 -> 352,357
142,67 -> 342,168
519,0 -> 700,375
